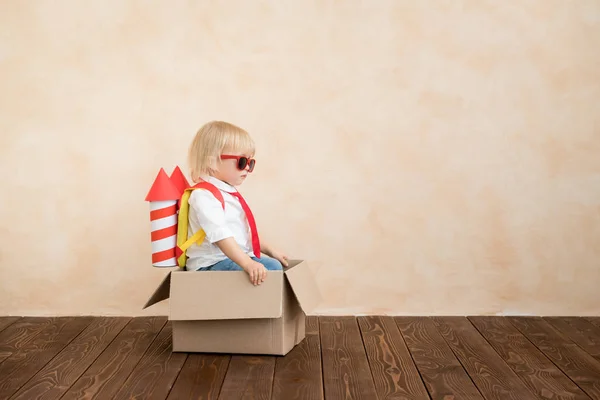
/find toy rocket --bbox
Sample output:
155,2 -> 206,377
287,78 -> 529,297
145,168 -> 181,267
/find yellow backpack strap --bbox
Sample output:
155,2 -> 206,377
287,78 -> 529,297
175,183 -> 226,268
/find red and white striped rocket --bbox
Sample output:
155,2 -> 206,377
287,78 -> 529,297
145,168 -> 181,267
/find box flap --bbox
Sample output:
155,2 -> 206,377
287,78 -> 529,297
284,260 -> 322,313
143,272 -> 172,309
169,270 -> 284,321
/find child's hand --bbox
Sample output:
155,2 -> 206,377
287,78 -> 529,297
269,250 -> 289,268
242,259 -> 268,286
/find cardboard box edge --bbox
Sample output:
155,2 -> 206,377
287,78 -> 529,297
143,271 -> 172,309
284,259 -> 322,314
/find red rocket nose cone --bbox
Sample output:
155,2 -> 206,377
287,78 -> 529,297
169,166 -> 190,195
145,168 -> 181,201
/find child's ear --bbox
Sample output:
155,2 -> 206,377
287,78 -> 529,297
207,156 -> 218,170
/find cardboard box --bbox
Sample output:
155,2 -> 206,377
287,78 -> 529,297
143,259 -> 322,355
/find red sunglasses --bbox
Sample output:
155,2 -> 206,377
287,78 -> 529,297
221,155 -> 256,172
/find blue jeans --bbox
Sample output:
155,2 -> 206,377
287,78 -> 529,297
196,256 -> 283,271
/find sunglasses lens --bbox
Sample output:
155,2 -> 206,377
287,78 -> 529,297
248,159 -> 255,172
237,157 -> 248,170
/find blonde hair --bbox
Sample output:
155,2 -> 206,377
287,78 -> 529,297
188,121 -> 255,182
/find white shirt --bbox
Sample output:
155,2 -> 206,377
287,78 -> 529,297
185,175 -> 255,270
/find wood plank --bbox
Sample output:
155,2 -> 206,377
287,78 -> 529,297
166,354 -> 230,400
218,355 -> 276,400
585,317 -> 600,331
0,317 -> 93,399
320,316 -> 378,399
358,316 -> 429,400
545,317 -> 600,359
469,316 -> 589,400
0,317 -> 55,363
306,315 -> 319,335
395,317 -> 484,400
0,317 -> 20,334
431,316 -> 536,400
509,316 -> 600,399
60,316 -> 166,400
10,317 -> 131,400
272,316 -> 323,400
112,322 -> 187,400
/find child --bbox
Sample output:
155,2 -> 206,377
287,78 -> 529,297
184,120 -> 288,286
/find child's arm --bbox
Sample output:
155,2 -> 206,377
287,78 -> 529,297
260,240 -> 289,267
215,237 -> 254,268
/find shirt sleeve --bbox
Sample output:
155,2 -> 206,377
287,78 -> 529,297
188,189 -> 233,243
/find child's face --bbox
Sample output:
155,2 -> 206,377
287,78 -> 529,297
213,152 -> 255,186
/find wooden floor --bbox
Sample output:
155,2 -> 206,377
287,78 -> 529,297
1,316 -> 600,399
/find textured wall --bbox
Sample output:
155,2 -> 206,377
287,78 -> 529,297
1,1 -> 599,316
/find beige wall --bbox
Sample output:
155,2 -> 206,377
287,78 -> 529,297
1,1 -> 599,317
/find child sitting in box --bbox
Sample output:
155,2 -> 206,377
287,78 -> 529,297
184,120 -> 288,286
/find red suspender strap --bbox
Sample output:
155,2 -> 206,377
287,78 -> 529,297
229,191 -> 261,258
193,182 -> 225,209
